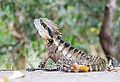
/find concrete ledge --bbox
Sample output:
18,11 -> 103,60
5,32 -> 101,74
0,68 -> 120,82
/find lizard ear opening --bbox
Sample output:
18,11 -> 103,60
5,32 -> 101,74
49,39 -> 53,44
46,39 -> 54,46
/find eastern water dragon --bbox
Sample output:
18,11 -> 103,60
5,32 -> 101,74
28,18 -> 109,72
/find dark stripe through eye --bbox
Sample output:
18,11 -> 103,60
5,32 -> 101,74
64,42 -> 70,47
40,19 -> 47,27
47,27 -> 53,38
40,19 -> 53,38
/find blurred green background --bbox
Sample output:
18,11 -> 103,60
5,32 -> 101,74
0,0 -> 120,70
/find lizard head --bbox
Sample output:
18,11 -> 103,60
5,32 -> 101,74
34,18 -> 61,45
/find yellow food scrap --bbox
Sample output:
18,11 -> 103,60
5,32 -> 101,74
71,63 -> 89,73
79,65 -> 89,72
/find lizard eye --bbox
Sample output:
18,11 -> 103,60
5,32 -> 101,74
44,26 -> 48,29
40,19 -> 47,28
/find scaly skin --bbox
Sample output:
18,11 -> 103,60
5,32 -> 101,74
33,18 -> 107,72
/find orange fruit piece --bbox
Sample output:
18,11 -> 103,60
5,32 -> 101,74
79,65 -> 89,72
71,63 -> 89,73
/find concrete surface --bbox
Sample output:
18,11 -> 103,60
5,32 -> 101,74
0,68 -> 120,82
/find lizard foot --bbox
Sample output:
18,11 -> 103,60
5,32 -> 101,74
107,59 -> 118,72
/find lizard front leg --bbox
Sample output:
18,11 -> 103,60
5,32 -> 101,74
37,51 -> 49,69
26,52 -> 49,71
